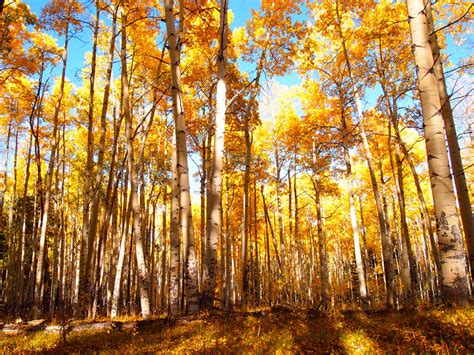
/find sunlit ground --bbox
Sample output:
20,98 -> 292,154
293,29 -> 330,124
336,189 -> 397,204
1,308 -> 473,353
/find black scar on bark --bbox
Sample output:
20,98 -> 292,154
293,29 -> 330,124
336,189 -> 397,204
450,224 -> 461,244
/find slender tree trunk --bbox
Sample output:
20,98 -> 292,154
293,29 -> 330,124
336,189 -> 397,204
224,175 -> 233,308
199,141 -> 206,292
202,0 -> 228,309
407,0 -> 469,305
94,111 -> 122,317
49,141 -> 60,314
241,117 -> 252,309
399,136 -> 442,296
17,134 -> 32,309
88,4 -> 118,317
390,156 -> 411,303
262,185 -> 273,306
312,176 -> 329,310
254,178 -> 260,305
33,23 -> 69,319
340,106 -> 368,305
6,129 -> 18,309
164,0 -> 199,314
358,194 -> 371,296
58,127 -> 66,312
111,169 -> 131,318
106,174 -> 120,315
160,184 -> 167,311
203,100 -> 214,291
79,3 -> 100,316
275,144 -> 286,300
261,185 -> 282,276
418,215 -> 435,300
334,1 -> 394,307
169,140 -> 180,315
376,48 -> 440,302
0,124 -> 10,236
120,8 -> 150,318
388,117 -> 417,305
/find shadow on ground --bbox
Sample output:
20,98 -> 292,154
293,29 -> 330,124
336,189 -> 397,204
1,308 -> 473,353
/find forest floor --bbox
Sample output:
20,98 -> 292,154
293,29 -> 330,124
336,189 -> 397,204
1,306 -> 473,353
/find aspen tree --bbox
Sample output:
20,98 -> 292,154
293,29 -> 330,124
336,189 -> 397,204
120,5 -> 151,318
425,1 -> 474,278
33,0 -> 79,316
202,0 -> 228,309
164,0 -> 200,314
407,0 -> 469,305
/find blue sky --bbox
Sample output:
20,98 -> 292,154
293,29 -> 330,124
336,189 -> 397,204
24,0 -> 260,84
25,0 -> 302,85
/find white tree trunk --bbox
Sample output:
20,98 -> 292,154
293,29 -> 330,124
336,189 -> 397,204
407,0 -> 469,305
202,0 -> 228,310
164,0 -> 200,314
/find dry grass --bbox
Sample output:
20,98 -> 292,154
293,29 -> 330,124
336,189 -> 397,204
1,307 -> 473,353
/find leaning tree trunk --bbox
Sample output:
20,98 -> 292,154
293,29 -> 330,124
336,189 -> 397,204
387,125 -> 413,303
407,0 -> 469,305
33,21 -> 69,319
120,7 -> 151,318
398,134 -> 442,295
388,116 -> 418,304
334,1 -> 393,307
425,2 -> 474,277
89,3 -> 118,318
377,62 -> 439,302
164,0 -> 200,314
340,105 -> 368,306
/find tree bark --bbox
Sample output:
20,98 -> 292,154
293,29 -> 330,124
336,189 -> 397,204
425,2 -> 474,278
334,0 -> 392,307
202,0 -> 228,309
111,168 -> 131,318
399,136 -> 442,296
88,3 -> 118,317
79,2 -> 100,316
407,0 -> 469,305
164,0 -> 200,314
121,7 -> 151,318
340,105 -> 368,305
388,117 -> 417,305
0,124 -> 10,240
169,139 -> 180,315
17,134 -> 32,309
311,175 -> 329,310
33,21 -> 69,319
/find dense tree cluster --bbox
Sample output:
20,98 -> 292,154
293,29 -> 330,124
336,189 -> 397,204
0,0 -> 472,320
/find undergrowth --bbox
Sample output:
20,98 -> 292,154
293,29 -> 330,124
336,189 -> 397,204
1,308 -> 473,353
